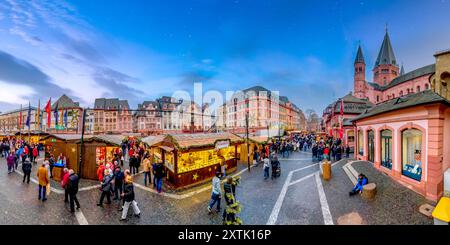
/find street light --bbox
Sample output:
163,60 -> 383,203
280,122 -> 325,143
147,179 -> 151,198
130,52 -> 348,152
245,95 -> 251,172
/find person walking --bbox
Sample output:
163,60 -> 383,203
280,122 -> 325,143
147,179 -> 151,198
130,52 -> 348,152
129,154 -> 137,175
142,156 -> 152,186
61,168 -> 70,202
67,169 -> 81,212
22,159 -> 32,184
113,166 -> 124,200
37,163 -> 49,201
6,152 -> 15,174
263,155 -> 270,179
97,169 -> 113,207
120,176 -> 141,221
207,171 -> 222,214
32,145 -> 38,164
345,145 -> 350,158
153,161 -> 165,193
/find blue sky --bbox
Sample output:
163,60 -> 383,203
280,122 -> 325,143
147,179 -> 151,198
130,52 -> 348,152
0,0 -> 450,114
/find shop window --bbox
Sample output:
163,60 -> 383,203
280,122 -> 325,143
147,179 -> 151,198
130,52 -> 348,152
358,130 -> 364,156
380,130 -> 392,169
347,130 -> 355,143
401,129 -> 422,181
425,83 -> 429,90
416,86 -> 421,92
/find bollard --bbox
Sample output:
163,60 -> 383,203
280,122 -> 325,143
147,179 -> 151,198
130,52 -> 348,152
322,160 -> 331,181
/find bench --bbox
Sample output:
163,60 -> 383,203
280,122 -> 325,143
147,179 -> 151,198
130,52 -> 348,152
362,183 -> 377,200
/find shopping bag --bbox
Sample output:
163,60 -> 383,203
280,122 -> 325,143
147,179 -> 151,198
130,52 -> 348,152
46,183 -> 51,196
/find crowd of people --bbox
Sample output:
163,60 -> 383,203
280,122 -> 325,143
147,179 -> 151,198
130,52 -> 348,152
3,132 -> 365,224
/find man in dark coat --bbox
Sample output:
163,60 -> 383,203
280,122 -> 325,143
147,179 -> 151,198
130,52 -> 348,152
67,169 -> 81,212
22,159 -> 32,184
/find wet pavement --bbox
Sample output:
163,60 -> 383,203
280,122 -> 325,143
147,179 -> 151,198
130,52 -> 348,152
0,151 -> 434,225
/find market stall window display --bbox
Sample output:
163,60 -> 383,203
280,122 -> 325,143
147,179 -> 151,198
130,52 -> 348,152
144,133 -> 243,189
402,129 -> 423,181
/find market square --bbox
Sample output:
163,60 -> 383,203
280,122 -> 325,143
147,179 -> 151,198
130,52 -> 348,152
0,0 -> 450,227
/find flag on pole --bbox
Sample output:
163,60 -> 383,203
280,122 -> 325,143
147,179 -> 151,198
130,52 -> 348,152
37,99 -> 40,130
19,104 -> 23,130
54,103 -> 59,127
26,101 -> 31,129
45,98 -> 51,127
60,109 -> 63,126
340,98 -> 344,139
64,110 -> 68,128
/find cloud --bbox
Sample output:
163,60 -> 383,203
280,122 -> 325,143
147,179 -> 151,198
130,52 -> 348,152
0,50 -> 80,106
91,67 -> 147,106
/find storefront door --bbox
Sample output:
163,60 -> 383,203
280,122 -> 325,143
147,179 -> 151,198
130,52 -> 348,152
368,130 -> 374,162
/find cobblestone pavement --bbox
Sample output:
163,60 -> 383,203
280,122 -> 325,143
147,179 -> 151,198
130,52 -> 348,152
0,151 -> 434,225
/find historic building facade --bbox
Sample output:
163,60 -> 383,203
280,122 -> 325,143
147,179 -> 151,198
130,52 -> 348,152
352,49 -> 450,201
0,105 -> 40,135
322,93 -> 373,150
93,98 -> 133,134
45,95 -> 83,134
216,86 -> 305,134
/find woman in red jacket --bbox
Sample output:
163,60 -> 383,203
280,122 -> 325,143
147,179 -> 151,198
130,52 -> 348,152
32,146 -> 38,164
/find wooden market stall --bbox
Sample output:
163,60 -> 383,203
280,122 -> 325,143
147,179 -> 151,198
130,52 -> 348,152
240,136 -> 270,164
145,133 -> 243,189
39,134 -> 124,180
15,131 -> 48,144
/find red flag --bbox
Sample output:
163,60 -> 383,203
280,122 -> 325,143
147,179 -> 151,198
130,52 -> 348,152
45,98 -> 51,127
339,128 -> 343,139
329,128 -> 333,137
340,99 -> 344,116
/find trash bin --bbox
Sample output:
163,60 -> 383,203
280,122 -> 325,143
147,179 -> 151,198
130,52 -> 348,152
322,160 -> 331,181
432,197 -> 450,225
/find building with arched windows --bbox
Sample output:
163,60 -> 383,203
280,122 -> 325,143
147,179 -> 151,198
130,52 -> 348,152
352,49 -> 450,201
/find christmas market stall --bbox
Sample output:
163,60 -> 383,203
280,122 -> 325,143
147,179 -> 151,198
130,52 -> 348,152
39,134 -> 124,180
145,133 -> 243,189
240,136 -> 270,164
18,131 -> 49,144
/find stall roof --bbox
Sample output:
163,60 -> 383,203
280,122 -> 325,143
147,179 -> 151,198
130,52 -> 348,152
81,135 -> 124,146
146,133 -> 243,150
141,135 -> 167,146
40,134 -> 124,146
249,136 -> 270,144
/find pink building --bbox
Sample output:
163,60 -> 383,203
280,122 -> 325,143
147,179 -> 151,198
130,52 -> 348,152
352,49 -> 450,202
93,98 -> 132,134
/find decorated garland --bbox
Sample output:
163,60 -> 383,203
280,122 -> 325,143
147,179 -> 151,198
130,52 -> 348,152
223,176 -> 243,225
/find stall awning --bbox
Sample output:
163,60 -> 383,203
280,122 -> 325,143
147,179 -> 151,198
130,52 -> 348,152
159,145 -> 174,152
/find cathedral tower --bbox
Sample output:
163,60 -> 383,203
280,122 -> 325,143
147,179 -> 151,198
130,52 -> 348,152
373,29 -> 400,86
354,45 -> 366,99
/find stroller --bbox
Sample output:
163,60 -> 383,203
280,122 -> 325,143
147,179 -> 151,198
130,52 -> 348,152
271,160 -> 281,179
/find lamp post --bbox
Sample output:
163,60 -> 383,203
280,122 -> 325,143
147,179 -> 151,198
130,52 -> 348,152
245,96 -> 251,172
78,108 -> 87,176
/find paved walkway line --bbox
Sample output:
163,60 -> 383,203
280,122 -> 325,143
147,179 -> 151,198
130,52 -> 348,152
134,164 -> 256,199
14,169 -> 64,194
315,173 -> 334,225
75,210 -> 89,225
266,171 -> 293,225
278,158 -> 314,161
288,173 -> 315,187
343,161 -> 359,185
78,185 -> 101,192
265,158 -> 347,225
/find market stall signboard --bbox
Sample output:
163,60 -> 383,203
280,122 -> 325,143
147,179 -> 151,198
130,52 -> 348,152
215,140 -> 230,150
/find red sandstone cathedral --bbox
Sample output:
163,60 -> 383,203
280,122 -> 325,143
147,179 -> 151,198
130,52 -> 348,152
354,30 -> 432,104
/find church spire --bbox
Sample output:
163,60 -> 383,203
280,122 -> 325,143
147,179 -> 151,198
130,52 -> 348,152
354,45 -> 365,64
400,64 -> 405,75
375,29 -> 398,67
